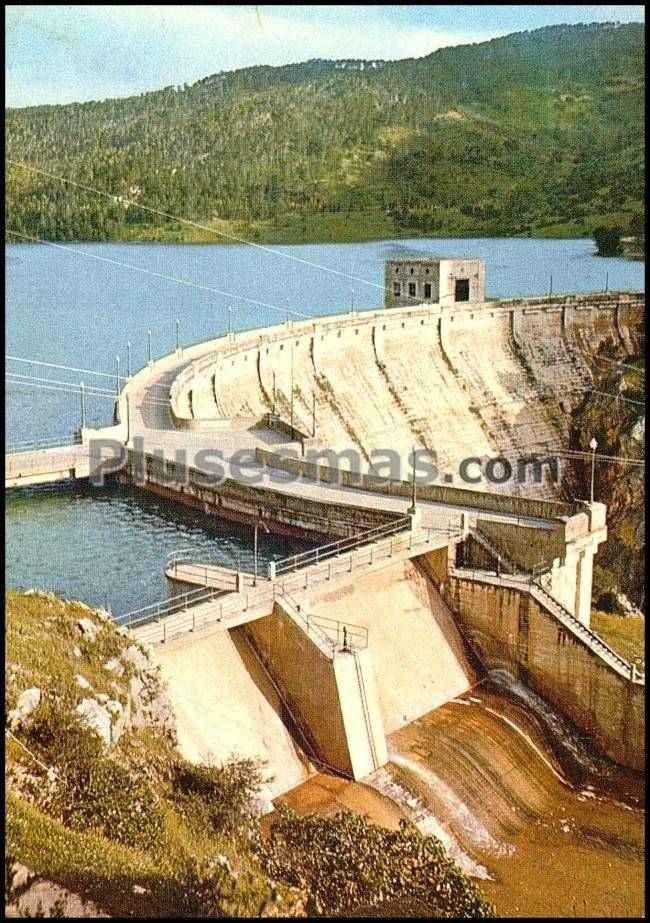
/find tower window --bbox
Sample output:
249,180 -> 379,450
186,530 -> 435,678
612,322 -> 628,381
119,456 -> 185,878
424,283 -> 432,298
408,282 -> 416,297
393,282 -> 401,296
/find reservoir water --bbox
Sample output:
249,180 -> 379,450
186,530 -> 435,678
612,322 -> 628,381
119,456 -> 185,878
6,237 -> 644,613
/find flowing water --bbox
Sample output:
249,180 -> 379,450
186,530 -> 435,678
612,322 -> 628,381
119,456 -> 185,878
279,675 -> 644,916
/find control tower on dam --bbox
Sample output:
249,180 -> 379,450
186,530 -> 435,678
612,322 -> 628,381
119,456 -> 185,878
70,268 -> 644,785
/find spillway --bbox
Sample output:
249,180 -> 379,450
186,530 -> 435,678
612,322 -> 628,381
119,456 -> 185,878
155,627 -> 312,805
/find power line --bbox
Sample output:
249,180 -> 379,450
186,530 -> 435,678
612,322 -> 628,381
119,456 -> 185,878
589,389 -> 644,407
6,228 -> 313,320
7,159 -> 387,294
6,355 -> 169,392
6,374 -> 171,408
580,350 -> 645,374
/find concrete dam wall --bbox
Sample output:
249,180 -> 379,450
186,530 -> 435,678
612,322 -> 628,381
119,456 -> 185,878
154,627 -> 312,803
153,555 -> 479,792
171,292 -> 643,497
440,569 -> 644,771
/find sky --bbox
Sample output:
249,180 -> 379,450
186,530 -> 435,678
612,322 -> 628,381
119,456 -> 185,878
6,4 -> 646,108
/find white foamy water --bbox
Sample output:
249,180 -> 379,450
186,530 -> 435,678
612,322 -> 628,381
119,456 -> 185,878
388,748 -> 515,859
366,765 -> 492,880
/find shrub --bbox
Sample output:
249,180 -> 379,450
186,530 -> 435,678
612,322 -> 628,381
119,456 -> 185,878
171,757 -> 263,835
593,225 -> 623,256
49,756 -> 164,852
257,805 -> 494,917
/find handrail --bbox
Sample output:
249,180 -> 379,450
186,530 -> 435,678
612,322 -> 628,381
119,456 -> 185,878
6,433 -> 82,455
272,515 -> 411,576
449,563 -> 642,684
530,578 -> 636,677
124,519 -> 449,643
275,586 -> 368,652
116,584 -> 221,627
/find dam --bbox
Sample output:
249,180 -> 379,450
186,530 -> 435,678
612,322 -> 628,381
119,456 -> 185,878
6,269 -> 644,826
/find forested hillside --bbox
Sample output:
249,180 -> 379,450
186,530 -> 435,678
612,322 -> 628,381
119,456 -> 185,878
5,22 -> 644,243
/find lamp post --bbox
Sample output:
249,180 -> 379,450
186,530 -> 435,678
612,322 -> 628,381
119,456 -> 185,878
254,515 -> 270,586
80,382 -> 86,430
589,437 -> 598,503
127,341 -> 131,378
408,445 -> 417,513
115,355 -> 120,394
148,329 -> 152,365
176,318 -> 180,352
290,341 -> 295,439
350,288 -> 355,314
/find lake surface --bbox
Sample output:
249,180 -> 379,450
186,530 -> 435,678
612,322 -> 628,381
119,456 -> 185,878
5,238 -> 644,611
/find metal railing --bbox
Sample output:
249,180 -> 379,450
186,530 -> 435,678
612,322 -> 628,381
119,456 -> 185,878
115,583 -> 222,629
529,578 -> 641,682
6,432 -> 82,455
449,561 -> 643,684
272,515 -> 411,577
121,518 -> 451,644
276,587 -> 368,652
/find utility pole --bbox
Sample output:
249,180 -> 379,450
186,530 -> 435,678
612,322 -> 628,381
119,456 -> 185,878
253,514 -> 270,586
290,342 -> 295,439
589,437 -> 598,503
176,318 -> 180,352
228,306 -> 233,337
148,329 -> 152,365
605,272 -> 609,293
350,288 -> 354,314
408,445 -> 417,513
80,382 -> 86,429
272,371 -> 277,414
115,355 -> 120,394
312,391 -> 316,437
548,274 -> 553,298
127,341 -> 131,378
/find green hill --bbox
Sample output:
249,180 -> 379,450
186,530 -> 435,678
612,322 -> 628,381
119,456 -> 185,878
5,22 -> 645,244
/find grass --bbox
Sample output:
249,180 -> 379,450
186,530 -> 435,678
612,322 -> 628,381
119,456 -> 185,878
591,610 -> 645,668
6,590 -> 494,916
5,590 -> 131,714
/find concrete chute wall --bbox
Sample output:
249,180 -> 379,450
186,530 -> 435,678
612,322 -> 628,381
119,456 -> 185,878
307,558 -> 478,734
153,627 -> 312,802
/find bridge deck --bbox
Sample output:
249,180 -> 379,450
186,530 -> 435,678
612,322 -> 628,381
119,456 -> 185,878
5,444 -> 91,488
130,525 -> 452,646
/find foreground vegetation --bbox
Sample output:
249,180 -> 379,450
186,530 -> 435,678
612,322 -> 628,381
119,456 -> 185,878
5,591 -> 493,917
6,23 -> 644,244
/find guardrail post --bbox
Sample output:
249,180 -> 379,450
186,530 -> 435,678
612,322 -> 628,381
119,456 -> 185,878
268,561 -> 276,580
162,621 -> 167,644
192,610 -> 196,632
